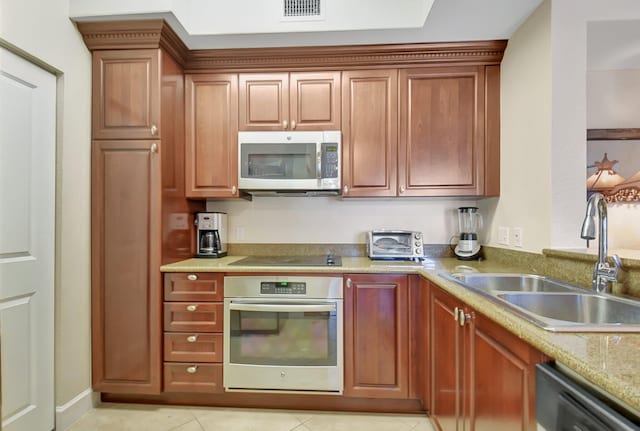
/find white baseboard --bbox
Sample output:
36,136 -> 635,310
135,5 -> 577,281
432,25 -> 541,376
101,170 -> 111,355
55,388 -> 98,430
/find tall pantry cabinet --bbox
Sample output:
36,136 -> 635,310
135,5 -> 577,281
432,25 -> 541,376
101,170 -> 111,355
80,21 -> 202,394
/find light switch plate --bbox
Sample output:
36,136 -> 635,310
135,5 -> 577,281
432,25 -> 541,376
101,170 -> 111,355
498,227 -> 510,245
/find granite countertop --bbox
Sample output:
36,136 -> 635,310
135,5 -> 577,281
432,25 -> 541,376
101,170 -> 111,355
161,256 -> 640,415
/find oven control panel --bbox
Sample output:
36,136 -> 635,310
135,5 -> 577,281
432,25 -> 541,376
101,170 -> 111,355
260,281 -> 306,295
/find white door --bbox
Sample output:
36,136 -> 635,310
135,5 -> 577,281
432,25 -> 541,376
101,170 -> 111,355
0,47 -> 56,431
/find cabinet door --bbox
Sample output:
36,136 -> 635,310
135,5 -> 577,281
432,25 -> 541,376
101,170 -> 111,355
239,73 -> 288,130
344,274 -> 408,398
290,72 -> 341,130
91,140 -> 161,394
430,284 -> 465,431
185,74 -> 239,197
92,50 -> 160,140
399,66 -> 485,196
471,313 -> 540,431
341,70 -> 398,197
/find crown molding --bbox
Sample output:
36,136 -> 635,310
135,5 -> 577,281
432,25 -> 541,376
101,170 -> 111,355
76,20 -> 507,72
76,19 -> 189,65
185,40 -> 508,72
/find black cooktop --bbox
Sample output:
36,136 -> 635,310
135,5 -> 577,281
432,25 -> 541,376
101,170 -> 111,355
229,254 -> 342,267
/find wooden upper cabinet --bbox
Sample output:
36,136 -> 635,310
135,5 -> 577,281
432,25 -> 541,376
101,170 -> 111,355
341,70 -> 398,197
290,72 -> 341,130
92,50 -> 160,140
399,66 -> 485,196
239,72 -> 340,131
344,274 -> 409,399
185,74 -> 239,198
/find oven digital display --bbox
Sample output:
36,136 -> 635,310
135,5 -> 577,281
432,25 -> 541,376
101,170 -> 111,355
260,281 -> 306,295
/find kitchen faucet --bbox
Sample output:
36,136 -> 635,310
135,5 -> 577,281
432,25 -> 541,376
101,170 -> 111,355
580,192 -> 622,293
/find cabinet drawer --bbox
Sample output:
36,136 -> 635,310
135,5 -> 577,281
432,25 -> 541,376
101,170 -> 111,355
164,333 -> 223,363
164,273 -> 223,301
163,303 -> 223,332
163,363 -> 223,393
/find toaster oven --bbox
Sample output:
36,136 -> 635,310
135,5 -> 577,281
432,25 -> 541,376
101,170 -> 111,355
367,230 -> 424,261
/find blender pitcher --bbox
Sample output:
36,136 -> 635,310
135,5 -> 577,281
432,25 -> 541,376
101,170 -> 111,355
455,207 -> 483,260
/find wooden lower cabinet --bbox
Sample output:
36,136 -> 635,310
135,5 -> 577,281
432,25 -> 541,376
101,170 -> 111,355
162,273 -> 224,393
164,363 -> 223,393
429,282 -> 543,431
343,274 -> 409,398
91,139 -> 162,394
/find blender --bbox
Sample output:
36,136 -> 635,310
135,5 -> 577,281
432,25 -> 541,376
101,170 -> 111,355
454,207 -> 482,260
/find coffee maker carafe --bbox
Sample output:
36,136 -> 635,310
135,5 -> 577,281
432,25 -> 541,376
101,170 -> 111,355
454,207 -> 482,260
195,212 -> 227,258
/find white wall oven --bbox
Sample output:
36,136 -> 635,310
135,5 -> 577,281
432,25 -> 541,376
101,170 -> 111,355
223,276 -> 343,393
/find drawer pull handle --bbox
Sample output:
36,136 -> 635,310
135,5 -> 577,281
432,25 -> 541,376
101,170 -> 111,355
187,305 -> 197,312
186,366 -> 198,374
187,274 -> 198,281
187,335 -> 198,343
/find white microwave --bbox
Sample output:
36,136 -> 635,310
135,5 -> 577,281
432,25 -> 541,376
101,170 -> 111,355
238,131 -> 341,194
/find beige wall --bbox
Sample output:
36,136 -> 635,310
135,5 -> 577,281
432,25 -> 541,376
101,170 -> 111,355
587,70 -> 640,250
549,0 -> 640,253
479,0 -> 552,253
208,197 -> 478,245
0,0 -> 92,412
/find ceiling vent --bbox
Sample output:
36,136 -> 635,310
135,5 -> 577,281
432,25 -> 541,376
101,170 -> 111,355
282,0 -> 324,21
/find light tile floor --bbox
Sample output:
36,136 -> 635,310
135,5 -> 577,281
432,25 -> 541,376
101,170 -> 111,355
66,403 -> 437,431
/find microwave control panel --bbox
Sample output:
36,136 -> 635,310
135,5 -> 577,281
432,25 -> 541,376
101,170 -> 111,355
321,143 -> 339,179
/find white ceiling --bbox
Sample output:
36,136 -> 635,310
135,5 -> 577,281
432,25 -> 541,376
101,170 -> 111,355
70,0 -> 544,49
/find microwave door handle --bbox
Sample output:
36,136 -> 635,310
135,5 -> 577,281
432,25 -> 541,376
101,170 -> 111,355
229,303 -> 335,313
316,142 -> 322,179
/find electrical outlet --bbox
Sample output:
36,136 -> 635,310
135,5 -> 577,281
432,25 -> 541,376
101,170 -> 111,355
234,226 -> 245,241
513,227 -> 523,247
498,227 -> 510,245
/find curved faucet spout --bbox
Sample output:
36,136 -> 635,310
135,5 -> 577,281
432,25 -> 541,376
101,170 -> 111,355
580,193 -> 619,292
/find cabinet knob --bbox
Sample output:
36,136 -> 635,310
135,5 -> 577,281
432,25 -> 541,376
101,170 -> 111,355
231,185 -> 237,194
283,120 -> 288,129
150,143 -> 158,153
291,120 -> 297,130
186,366 -> 198,374
343,185 -> 349,195
454,306 -> 459,321
399,185 -> 406,193
187,335 -> 198,343
346,278 -> 352,288
187,274 -> 198,281
187,305 -> 197,312
151,124 -> 158,136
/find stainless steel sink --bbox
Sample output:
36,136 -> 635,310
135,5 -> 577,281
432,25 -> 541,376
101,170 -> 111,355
495,292 -> 640,332
443,272 -> 580,293
439,272 -> 640,332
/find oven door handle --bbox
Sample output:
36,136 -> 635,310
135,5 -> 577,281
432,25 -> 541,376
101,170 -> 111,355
228,303 -> 336,313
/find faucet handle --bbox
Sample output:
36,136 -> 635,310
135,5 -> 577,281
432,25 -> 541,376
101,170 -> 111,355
611,254 -> 622,270
598,254 -> 623,284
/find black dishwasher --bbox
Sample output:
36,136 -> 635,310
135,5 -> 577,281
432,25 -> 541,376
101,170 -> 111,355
536,363 -> 640,431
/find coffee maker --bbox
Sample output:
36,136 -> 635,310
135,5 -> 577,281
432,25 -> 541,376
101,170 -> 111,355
454,207 -> 482,260
195,212 -> 227,258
